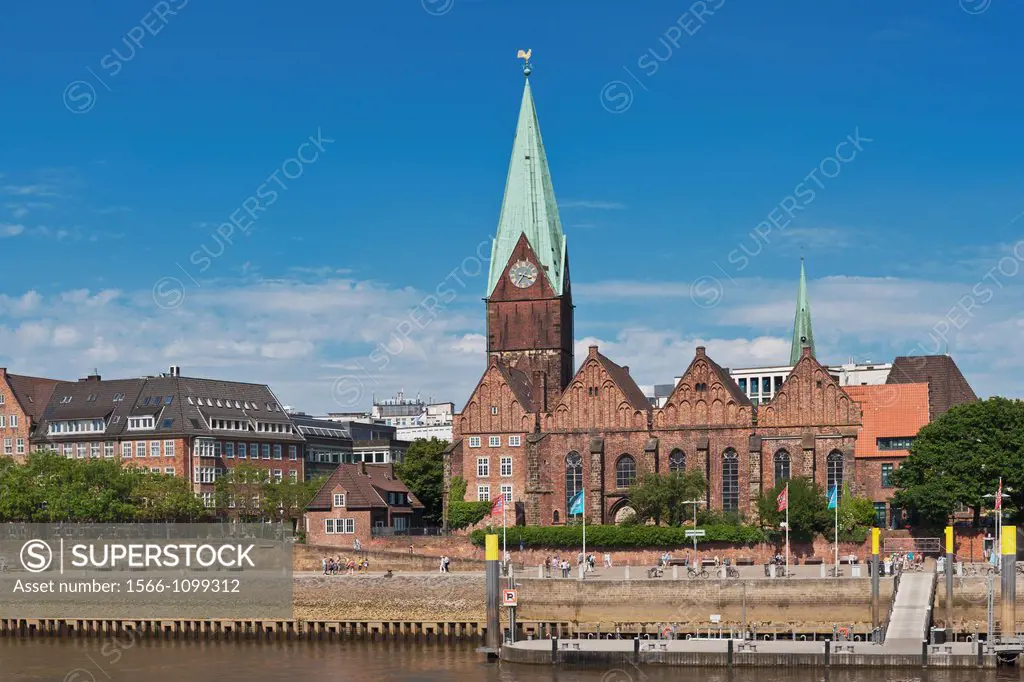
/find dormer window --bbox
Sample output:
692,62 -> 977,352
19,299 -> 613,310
86,394 -> 97,402
143,397 -> 151,406
60,396 -> 72,404
216,399 -> 223,407
163,396 -> 173,405
234,401 -> 241,408
206,398 -> 213,407
127,416 -> 155,431
333,493 -> 346,507
112,393 -> 125,402
187,396 -> 194,405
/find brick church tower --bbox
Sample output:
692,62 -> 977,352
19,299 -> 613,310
484,58 -> 573,411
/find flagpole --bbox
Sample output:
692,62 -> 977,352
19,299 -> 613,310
502,496 -> 507,566
834,487 -> 839,571
785,482 -> 790,577
582,487 -> 586,579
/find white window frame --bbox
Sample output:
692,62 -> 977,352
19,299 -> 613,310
104,441 -> 114,458
289,470 -> 298,482
273,469 -> 282,483
164,440 -> 175,457
135,441 -> 145,457
289,445 -> 297,460
238,443 -> 247,459
477,485 -> 490,502
127,416 -> 155,431
2,438 -> 11,455
262,444 -> 270,459
9,415 -> 17,428
90,442 -> 100,458
488,436 -> 501,447
225,442 -> 234,458
16,438 -> 25,455
150,441 -> 161,458
121,442 -> 132,458
500,456 -> 512,477
164,467 -> 175,476
500,484 -> 513,503
468,436 -> 481,448
476,457 -> 489,477
508,435 -> 521,447
333,493 -> 346,507
273,444 -> 282,460
76,443 -> 87,458
0,416 -> 6,428
325,518 -> 356,535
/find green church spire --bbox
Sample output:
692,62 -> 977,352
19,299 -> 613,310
486,56 -> 567,297
790,258 -> 815,365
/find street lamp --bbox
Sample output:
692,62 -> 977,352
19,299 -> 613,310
683,499 -> 704,560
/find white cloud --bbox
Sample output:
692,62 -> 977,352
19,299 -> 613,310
1,223 -> 24,237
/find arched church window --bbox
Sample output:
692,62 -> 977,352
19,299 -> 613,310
565,452 -> 583,518
827,450 -> 844,493
774,450 -> 790,483
722,449 -> 739,512
615,454 -> 636,489
668,449 -> 685,473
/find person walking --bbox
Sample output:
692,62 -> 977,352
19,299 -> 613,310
321,556 -> 328,575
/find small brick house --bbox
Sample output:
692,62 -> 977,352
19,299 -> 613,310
304,462 -> 424,548
0,368 -> 61,462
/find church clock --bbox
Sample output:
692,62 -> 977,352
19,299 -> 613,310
509,260 -> 538,288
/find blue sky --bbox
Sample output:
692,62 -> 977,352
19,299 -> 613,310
1,0 -> 1022,410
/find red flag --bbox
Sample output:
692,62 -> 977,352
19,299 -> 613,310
491,496 -> 504,516
995,479 -> 1003,511
777,485 -> 788,512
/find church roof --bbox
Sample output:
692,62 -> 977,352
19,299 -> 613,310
790,258 -> 815,365
486,72 -> 567,297
594,351 -> 650,412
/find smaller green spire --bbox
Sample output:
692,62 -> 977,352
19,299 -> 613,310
790,258 -> 815,365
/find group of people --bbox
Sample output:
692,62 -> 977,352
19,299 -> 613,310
883,550 -> 921,574
321,555 -> 369,575
438,555 -> 452,573
542,552 -> 611,577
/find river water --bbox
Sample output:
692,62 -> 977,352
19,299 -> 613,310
1,640 -> 1021,681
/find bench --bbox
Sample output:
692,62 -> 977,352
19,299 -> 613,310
735,557 -> 755,566
665,558 -> 688,566
805,558 -> 823,565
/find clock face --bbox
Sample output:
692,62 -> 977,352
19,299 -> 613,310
509,260 -> 538,288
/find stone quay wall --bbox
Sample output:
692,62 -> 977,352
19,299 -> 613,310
932,576 -> 1024,632
292,574 -> 891,630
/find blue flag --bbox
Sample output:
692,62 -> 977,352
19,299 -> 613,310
569,490 -> 584,515
827,485 -> 838,510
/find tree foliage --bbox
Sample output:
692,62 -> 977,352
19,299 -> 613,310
394,437 -> 446,525
445,474 -> 490,530
213,463 -> 322,525
756,476 -> 828,540
470,523 -> 766,548
892,397 -> 1024,528
0,452 -> 211,522
626,470 -> 707,526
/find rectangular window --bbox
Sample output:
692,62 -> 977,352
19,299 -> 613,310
468,436 -> 481,448
476,457 -> 489,477
16,438 -> 25,455
762,377 -> 771,394
238,443 -> 247,459
225,442 -> 234,458
90,442 -> 100,458
9,415 -> 17,428
273,444 -> 282,459
881,463 -> 894,488
774,376 -> 784,392
0,416 -> 6,428
508,435 -> 521,447
164,440 -> 175,457
325,518 -> 356,535
874,502 -> 887,527
76,443 -> 87,459
150,441 -> 161,458
273,469 -> 282,482
164,467 -> 174,475
2,438 -> 11,455
738,378 -> 747,393
877,437 -> 915,451
500,484 -> 512,503
750,378 -> 759,394
104,441 -> 114,458
333,493 -> 346,507
500,456 -> 512,477
289,471 -> 297,482
477,485 -> 490,502
136,441 -> 145,457
488,436 -> 500,447
289,445 -> 297,460
121,442 -> 132,458
262,444 -> 270,459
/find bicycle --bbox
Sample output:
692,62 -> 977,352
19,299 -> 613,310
726,566 -> 739,579
687,566 -> 709,579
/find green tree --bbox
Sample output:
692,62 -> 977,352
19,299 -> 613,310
892,397 -> 1024,528
626,470 -> 706,526
394,437 -> 447,525
756,476 -> 828,540
446,474 -> 491,530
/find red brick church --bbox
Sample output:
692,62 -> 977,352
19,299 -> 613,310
443,59 -> 975,527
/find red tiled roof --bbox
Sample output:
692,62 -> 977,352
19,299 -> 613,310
845,383 -> 930,458
307,463 -> 423,511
